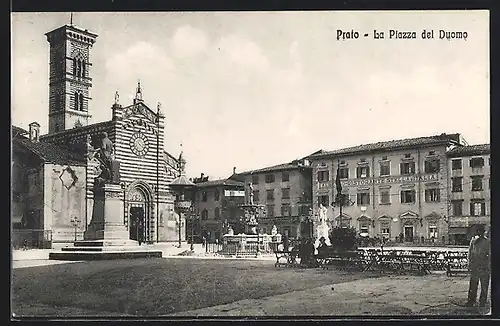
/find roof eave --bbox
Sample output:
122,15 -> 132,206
309,141 -> 452,160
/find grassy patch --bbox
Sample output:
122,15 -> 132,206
12,258 -> 378,317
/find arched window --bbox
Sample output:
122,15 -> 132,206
79,93 -> 84,110
74,92 -> 79,110
214,207 -> 220,220
72,58 -> 77,76
77,60 -> 82,77
201,209 -> 208,220
55,123 -> 60,132
82,61 -> 86,78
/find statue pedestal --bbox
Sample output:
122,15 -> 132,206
84,183 -> 133,246
314,224 -> 331,247
50,183 -> 162,260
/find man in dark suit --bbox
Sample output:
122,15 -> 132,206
466,225 -> 490,308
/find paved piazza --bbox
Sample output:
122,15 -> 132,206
11,258 -> 488,317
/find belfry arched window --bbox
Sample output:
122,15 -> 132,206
74,92 -> 79,110
77,60 -> 82,77
82,61 -> 86,78
72,58 -> 77,76
79,93 -> 84,111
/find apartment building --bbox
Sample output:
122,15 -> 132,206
230,159 -> 313,238
192,173 -> 245,242
446,144 -> 491,245
307,134 -> 464,243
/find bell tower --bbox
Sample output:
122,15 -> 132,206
45,20 -> 98,134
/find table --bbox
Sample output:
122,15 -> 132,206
320,251 -> 364,270
378,252 -> 431,275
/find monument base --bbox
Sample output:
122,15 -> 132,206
49,240 -> 162,261
49,183 -> 162,261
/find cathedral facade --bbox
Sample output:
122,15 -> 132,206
12,22 -> 183,245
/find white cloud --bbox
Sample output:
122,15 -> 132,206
215,35 -> 270,72
105,41 -> 174,82
170,25 -> 209,58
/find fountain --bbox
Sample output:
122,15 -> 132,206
222,182 -> 271,257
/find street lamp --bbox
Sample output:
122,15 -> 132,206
70,216 -> 80,242
169,152 -> 196,249
120,182 -> 127,229
188,207 -> 198,251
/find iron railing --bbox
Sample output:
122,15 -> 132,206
206,241 -> 281,256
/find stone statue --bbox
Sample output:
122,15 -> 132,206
315,205 -> 331,246
94,132 -> 120,185
86,134 -> 94,158
319,204 -> 328,225
248,182 -> 254,205
178,151 -> 186,174
271,225 -> 277,236
114,91 -> 120,105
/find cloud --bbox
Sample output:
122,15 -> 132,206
170,25 -> 209,58
215,35 -> 270,72
102,41 -> 175,103
105,41 -> 174,82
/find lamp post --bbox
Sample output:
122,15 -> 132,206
187,207 -> 198,251
169,151 -> 196,249
120,182 -> 127,229
70,217 -> 80,242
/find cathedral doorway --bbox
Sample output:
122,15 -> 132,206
129,207 -> 145,242
126,182 -> 154,242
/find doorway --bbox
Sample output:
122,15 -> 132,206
404,226 -> 414,242
129,207 -> 145,242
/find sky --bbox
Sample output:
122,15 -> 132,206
11,11 -> 490,180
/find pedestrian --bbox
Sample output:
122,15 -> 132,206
466,225 -> 490,308
283,234 -> 289,252
317,237 -> 328,258
202,236 -> 206,248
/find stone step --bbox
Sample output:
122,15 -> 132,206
61,246 -> 155,252
73,240 -> 138,247
49,250 -> 163,261
73,240 -> 106,247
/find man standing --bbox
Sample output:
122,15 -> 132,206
466,225 -> 490,308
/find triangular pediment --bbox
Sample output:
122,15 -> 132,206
122,102 -> 158,124
425,212 -> 441,219
357,214 -> 372,221
400,210 -> 419,218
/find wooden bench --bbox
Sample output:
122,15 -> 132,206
319,251 -> 365,271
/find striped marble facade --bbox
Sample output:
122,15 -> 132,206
40,100 -> 181,242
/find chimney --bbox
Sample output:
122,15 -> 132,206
201,173 -> 204,179
233,167 -> 236,174
28,122 -> 40,143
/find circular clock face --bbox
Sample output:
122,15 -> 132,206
130,132 -> 149,157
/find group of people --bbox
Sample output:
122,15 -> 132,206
279,226 -> 490,310
282,236 -> 330,267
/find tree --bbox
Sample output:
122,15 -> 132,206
329,226 -> 358,252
